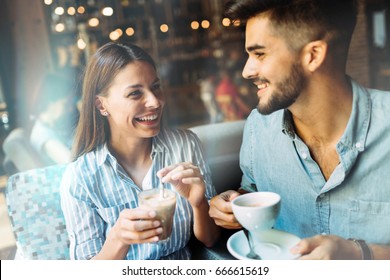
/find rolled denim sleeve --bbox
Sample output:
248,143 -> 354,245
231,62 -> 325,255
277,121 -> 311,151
239,115 -> 257,193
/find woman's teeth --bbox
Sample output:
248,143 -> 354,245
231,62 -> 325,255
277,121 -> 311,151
137,114 -> 158,121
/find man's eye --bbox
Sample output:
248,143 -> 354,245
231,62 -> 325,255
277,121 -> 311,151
255,52 -> 265,59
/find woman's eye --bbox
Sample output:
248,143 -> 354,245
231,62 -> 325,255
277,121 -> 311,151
127,90 -> 142,97
151,84 -> 161,91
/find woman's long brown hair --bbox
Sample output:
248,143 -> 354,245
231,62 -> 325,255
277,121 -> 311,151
72,42 -> 156,160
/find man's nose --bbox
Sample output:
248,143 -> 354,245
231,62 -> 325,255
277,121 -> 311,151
242,58 -> 258,80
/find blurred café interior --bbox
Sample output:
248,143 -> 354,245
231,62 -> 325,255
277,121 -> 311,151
0,0 -> 390,259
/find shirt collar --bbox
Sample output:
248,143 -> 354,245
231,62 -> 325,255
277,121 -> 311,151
95,129 -> 170,166
282,109 -> 295,139
281,78 -> 371,152
338,79 -> 371,152
151,128 -> 169,158
96,143 -> 115,167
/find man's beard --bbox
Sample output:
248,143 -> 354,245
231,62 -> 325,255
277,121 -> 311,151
257,62 -> 307,115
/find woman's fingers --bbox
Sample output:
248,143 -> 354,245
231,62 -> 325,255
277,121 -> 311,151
159,163 -> 202,184
120,225 -> 163,243
121,218 -> 161,232
156,162 -> 206,207
116,208 -> 163,243
120,208 -> 156,220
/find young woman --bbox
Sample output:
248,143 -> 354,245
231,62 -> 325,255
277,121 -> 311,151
60,42 -> 219,260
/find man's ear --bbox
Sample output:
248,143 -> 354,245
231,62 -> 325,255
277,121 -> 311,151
302,40 -> 328,73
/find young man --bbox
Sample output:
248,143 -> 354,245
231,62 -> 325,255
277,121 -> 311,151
209,0 -> 390,259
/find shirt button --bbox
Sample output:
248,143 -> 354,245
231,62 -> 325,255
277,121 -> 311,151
301,152 -> 308,159
355,142 -> 362,149
319,194 -> 325,199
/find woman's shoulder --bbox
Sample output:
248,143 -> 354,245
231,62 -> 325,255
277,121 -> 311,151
64,149 -> 100,178
61,149 -> 102,198
159,127 -> 200,146
161,126 -> 197,137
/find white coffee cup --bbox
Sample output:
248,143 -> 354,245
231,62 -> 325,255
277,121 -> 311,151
232,192 -> 281,232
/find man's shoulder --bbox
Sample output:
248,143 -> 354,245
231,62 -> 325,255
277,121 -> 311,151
353,80 -> 390,104
367,87 -> 390,103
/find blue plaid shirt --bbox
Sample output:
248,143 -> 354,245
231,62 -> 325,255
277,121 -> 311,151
60,128 -> 216,260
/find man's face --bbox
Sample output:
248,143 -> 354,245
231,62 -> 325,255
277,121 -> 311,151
242,15 -> 307,115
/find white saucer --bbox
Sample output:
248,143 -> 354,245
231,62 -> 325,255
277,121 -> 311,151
227,229 -> 301,260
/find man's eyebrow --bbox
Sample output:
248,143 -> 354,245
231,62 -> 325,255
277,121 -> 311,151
246,44 -> 266,52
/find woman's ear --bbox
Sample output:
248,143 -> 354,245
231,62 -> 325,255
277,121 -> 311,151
95,96 -> 108,116
302,40 -> 328,73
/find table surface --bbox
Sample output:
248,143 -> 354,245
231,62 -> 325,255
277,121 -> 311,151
189,228 -> 238,260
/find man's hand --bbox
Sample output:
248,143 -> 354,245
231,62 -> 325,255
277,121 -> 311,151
209,190 -> 242,229
291,235 -> 362,260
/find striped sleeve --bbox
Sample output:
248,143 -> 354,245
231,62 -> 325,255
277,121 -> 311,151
60,162 -> 105,260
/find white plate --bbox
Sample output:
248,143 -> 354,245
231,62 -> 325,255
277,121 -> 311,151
227,229 -> 301,260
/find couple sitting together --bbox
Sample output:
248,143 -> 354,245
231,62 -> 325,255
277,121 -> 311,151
60,0 -> 390,260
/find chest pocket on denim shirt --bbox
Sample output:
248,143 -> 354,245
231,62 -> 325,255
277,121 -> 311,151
349,199 -> 390,244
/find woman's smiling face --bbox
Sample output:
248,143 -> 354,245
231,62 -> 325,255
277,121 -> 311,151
97,60 -> 165,140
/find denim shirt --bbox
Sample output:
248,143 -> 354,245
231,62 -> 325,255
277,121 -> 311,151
240,79 -> 390,244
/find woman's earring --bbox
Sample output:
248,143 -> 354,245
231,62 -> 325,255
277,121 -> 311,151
102,112 -> 108,116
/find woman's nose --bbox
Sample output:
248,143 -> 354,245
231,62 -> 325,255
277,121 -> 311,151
145,91 -> 162,108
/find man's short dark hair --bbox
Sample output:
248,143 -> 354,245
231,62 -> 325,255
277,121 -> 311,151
225,0 -> 358,55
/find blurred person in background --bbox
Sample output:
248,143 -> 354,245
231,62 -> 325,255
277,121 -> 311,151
198,70 -> 222,123
215,67 -> 252,121
29,72 -> 78,165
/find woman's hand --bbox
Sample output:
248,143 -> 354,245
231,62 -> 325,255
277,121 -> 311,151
109,208 -> 163,246
290,235 -> 362,260
157,161 -> 221,247
157,162 -> 206,208
92,208 -> 163,260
